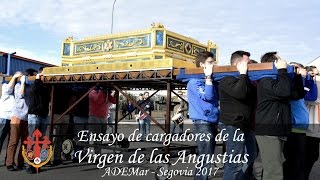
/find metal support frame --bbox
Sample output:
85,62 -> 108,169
172,90 -> 188,104
115,89 -> 120,135
164,82 -> 172,155
43,69 -> 174,83
49,86 -> 55,141
113,86 -> 166,132
118,90 -> 160,122
44,67 -> 205,154
46,79 -> 189,155
47,84 -> 171,134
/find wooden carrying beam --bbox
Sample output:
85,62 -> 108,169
4,76 -> 39,82
3,63 -> 274,83
173,63 -> 274,75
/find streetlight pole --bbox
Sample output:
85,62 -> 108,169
7,52 -> 16,76
111,0 -> 117,34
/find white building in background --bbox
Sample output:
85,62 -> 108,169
307,56 -> 320,68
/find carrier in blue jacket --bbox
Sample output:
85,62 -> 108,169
187,78 -> 219,123
291,76 -> 318,131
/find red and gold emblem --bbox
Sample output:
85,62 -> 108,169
22,129 -> 53,173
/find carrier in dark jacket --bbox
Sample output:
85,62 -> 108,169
25,79 -> 50,117
219,74 -> 257,130
255,69 -> 292,136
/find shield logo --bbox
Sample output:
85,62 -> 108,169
22,129 -> 53,173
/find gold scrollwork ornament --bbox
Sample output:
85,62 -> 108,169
169,41 -> 183,50
116,38 -> 144,48
104,40 -> 113,51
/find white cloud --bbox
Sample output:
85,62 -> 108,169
0,0 -> 319,65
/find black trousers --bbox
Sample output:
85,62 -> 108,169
304,136 -> 320,180
283,132 -> 306,180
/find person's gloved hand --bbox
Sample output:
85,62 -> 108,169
13,72 -> 22,79
36,73 -> 41,79
274,55 -> 287,69
20,75 -> 26,84
237,61 -> 248,75
203,64 -> 214,76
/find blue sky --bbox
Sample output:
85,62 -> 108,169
0,0 -> 319,66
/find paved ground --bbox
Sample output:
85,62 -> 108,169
0,118 -> 319,180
